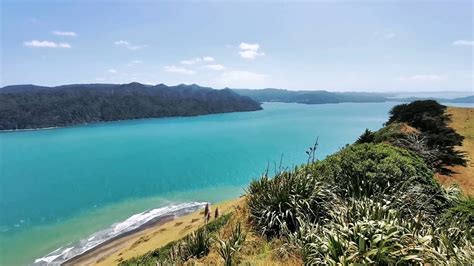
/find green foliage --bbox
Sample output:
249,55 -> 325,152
371,122 -> 407,143
312,144 -> 436,199
290,198 -> 473,265
247,168 -> 336,238
355,128 -> 375,144
246,140 -> 471,265
217,223 -> 247,266
442,197 -> 474,225
439,197 -> 474,239
0,83 -> 262,130
181,228 -> 212,260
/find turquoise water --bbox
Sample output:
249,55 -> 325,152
2,102 -> 468,265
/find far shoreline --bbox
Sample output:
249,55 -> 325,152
2,101 -> 472,133
0,108 -> 263,133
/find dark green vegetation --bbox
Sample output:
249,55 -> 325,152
120,213 -> 233,265
0,83 -> 261,130
247,100 -> 473,264
234,88 -> 474,105
359,100 -> 467,174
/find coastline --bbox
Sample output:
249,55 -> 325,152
0,108 -> 263,133
61,198 -> 243,265
33,202 -> 208,265
1,102 -> 471,133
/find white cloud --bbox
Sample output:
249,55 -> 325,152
115,40 -> 129,46
24,40 -> 71,48
52,31 -> 77,37
108,69 -> 117,74
452,40 -> 474,46
238,42 -> 264,59
204,64 -> 226,71
239,43 -> 259,51
212,70 -> 267,88
114,40 -> 147,50
180,56 -> 214,65
203,56 -> 214,62
164,65 -> 196,75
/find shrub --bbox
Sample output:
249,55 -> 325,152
355,128 -> 375,144
217,223 -> 247,266
247,168 -> 336,238
439,197 -> 474,240
372,122 -> 407,143
181,228 -> 212,260
311,143 -> 437,199
289,198 -> 473,265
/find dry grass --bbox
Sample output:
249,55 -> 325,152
193,198 -> 302,266
436,107 -> 474,195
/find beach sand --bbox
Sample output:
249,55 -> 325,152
65,197 -> 244,265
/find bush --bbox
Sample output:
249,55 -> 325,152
181,228 -> 212,260
311,143 -> 436,199
372,122 -> 409,143
355,128 -> 375,144
247,168 -> 336,238
217,223 -> 247,266
289,198 -> 473,265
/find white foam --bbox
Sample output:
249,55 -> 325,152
33,202 -> 207,265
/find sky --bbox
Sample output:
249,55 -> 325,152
1,0 -> 473,92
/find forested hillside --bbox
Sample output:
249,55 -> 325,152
0,83 -> 262,130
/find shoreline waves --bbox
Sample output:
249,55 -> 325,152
34,202 -> 207,265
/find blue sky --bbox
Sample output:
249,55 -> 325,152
1,1 -> 473,92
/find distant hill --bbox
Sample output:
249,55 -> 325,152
233,88 -> 474,104
384,95 -> 473,104
442,95 -> 473,103
232,88 -> 389,104
0,83 -> 262,130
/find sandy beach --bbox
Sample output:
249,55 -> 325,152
65,198 -> 244,265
